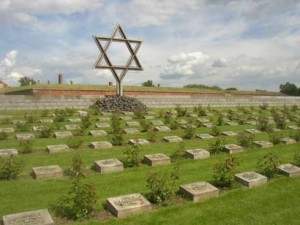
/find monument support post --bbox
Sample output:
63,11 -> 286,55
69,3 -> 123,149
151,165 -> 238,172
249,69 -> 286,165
116,80 -> 123,96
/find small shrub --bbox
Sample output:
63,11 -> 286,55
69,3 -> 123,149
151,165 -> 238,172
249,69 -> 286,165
134,110 -> 145,119
110,114 -> 124,145
257,153 -> 281,178
291,104 -> 298,112
169,119 -> 179,130
111,132 -> 124,146
259,103 -> 269,110
140,119 -> 151,132
40,109 -> 49,117
18,139 -> 34,154
147,130 -> 157,142
16,122 -> 29,131
237,132 -> 254,148
257,116 -> 274,132
193,105 -> 207,116
209,138 -> 226,154
24,113 -> 37,124
163,113 -> 172,124
175,105 -> 187,117
0,155 -> 22,180
293,153 -> 300,166
269,133 -> 283,145
291,131 -> 300,142
170,142 -> 185,163
122,144 -> 141,167
54,113 -> 65,123
216,114 -> 225,126
0,132 -> 9,141
80,115 -> 91,131
212,155 -> 239,189
210,125 -> 220,136
273,114 -> 286,129
39,126 -> 53,138
67,138 -> 83,149
183,124 -> 195,139
65,107 -> 76,116
64,154 -> 85,178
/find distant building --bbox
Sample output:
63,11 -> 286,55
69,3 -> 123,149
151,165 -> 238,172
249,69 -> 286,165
0,81 -> 8,88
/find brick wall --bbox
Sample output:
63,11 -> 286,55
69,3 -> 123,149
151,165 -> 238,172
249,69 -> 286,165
0,95 -> 299,110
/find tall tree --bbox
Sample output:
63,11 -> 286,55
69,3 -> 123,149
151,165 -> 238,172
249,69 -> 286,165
18,76 -> 36,86
279,82 -> 299,96
142,80 -> 155,87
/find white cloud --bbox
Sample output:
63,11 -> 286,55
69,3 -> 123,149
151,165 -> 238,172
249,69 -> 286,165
0,50 -> 17,68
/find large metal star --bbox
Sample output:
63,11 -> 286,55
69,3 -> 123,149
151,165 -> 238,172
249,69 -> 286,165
93,24 -> 143,96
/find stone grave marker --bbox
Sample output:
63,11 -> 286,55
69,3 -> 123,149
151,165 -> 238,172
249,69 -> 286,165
246,121 -> 257,125
287,125 -> 300,130
126,121 -> 141,127
225,121 -> 238,126
123,128 -> 140,134
144,153 -> 171,166
122,111 -> 134,116
94,159 -> 124,174
188,113 -> 198,118
185,149 -> 210,160
151,120 -> 164,126
12,120 -> 26,125
163,135 -> 183,143
89,141 -> 113,149
64,124 -> 80,130
120,116 -> 132,121
68,118 -> 81,123
2,209 -> 54,225
196,134 -> 214,139
106,193 -> 152,218
39,119 -> 53,123
54,131 -> 73,138
280,137 -> 296,145
181,124 -> 197,129
197,118 -> 210,123
153,126 -> 170,132
277,164 -> 300,177
179,181 -> 219,202
128,139 -> 149,145
32,126 -> 44,131
98,117 -> 110,121
89,130 -> 107,137
16,133 -> 35,140
202,123 -> 213,128
253,140 -> 273,148
221,131 -> 238,137
0,127 -> 15,133
96,123 -> 110,128
32,165 -> 63,180
224,144 -> 244,154
78,110 -> 88,116
102,112 -> 112,116
234,171 -> 267,188
0,149 -> 18,156
143,116 -> 154,120
245,129 -> 261,134
46,145 -> 69,154
177,119 -> 187,124
0,115 -> 12,119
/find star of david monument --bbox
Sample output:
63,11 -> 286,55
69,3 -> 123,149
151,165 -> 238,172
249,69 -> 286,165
93,25 -> 143,96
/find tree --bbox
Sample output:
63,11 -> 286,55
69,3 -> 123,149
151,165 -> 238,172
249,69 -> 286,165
18,76 -> 36,86
279,82 -> 299,96
142,80 -> 155,87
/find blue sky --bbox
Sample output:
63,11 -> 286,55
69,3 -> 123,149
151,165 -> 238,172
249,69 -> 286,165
0,0 -> 299,91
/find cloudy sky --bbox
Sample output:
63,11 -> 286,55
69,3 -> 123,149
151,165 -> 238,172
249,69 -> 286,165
0,0 -> 299,91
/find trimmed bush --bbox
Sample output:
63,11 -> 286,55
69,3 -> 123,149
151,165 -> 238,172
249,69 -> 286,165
257,153 -> 281,178
122,144 -> 141,168
209,138 -> 226,154
18,139 -> 34,154
0,155 -> 22,180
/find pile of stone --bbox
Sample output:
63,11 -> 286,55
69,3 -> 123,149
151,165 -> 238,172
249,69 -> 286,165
90,96 -> 148,113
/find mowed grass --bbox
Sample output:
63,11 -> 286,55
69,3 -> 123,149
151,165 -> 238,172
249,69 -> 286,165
0,106 -> 299,225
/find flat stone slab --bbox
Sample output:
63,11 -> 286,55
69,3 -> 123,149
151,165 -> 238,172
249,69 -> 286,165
280,137 -> 297,145
277,164 -> 300,177
245,129 -> 261,134
225,121 -> 238,126
54,131 -> 73,138
224,144 -> 244,154
122,111 -> 134,115
177,119 -> 188,124
96,123 -> 110,128
78,110 -> 88,116
185,149 -> 210,159
288,125 -> 300,130
97,117 -> 110,122
153,126 -> 170,132
151,120 -> 164,126
12,120 -> 26,125
123,128 -> 140,134
221,131 -> 238,136
181,124 -> 197,129
180,181 -> 219,202
94,159 -> 124,174
39,119 -> 53,123
144,153 -> 171,166
32,126 -> 44,131
68,118 -> 81,123
106,193 -> 152,218
32,165 -> 63,180
197,118 -> 210,123
202,123 -> 213,128
102,112 -> 113,116
189,113 -> 198,118
128,139 -> 150,145
89,141 -> 113,149
46,144 -> 70,154
3,209 -> 54,225
196,134 -> 214,139
143,116 -> 154,120
64,124 -> 80,130
163,135 -> 183,143
89,130 -> 107,137
120,116 -> 132,121
234,171 -> 267,188
16,133 -> 35,140
0,149 -> 18,156
126,121 -> 141,127
254,140 -> 273,148
0,127 -> 15,133
246,121 -> 257,125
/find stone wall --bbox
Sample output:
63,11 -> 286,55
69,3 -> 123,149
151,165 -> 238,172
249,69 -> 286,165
0,95 -> 299,110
